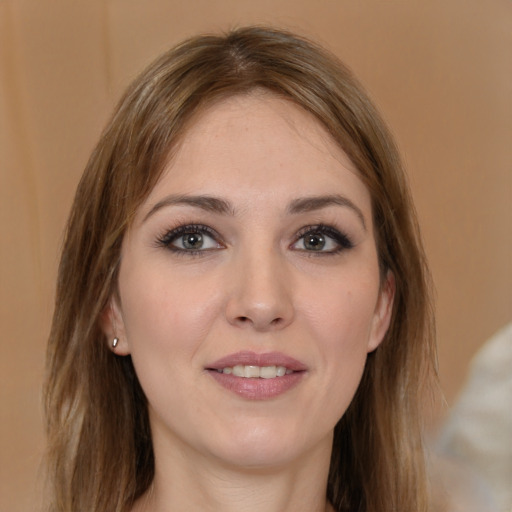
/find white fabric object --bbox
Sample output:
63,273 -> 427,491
437,323 -> 512,512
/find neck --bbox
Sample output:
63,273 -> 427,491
132,433 -> 334,512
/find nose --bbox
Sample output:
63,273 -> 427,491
225,249 -> 294,332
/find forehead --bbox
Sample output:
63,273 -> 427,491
139,92 -> 371,217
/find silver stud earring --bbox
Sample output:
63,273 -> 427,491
112,337 -> 119,348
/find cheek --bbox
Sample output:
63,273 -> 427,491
300,268 -> 380,349
118,268 -> 226,422
119,265 -> 224,361
297,267 -> 380,411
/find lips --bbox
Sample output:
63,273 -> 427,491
207,350 -> 308,371
206,351 -> 307,400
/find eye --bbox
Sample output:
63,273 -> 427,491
291,225 -> 353,254
156,224 -> 223,254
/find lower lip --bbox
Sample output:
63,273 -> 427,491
208,370 -> 305,400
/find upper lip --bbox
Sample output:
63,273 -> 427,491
207,351 -> 307,371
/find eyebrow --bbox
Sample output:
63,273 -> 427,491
287,195 -> 367,230
143,195 -> 235,222
143,193 -> 366,230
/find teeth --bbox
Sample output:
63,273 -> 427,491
276,366 -> 286,377
232,365 -> 245,377
219,365 -> 291,378
260,366 -> 278,379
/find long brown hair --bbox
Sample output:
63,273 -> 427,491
44,26 -> 436,512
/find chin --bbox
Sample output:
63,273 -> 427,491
205,418 -> 328,470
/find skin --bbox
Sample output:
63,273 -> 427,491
105,92 -> 394,512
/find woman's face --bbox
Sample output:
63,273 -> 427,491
110,93 -> 394,470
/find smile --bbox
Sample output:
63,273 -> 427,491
207,351 -> 307,399
217,365 -> 293,378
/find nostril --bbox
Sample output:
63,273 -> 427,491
235,315 -> 284,327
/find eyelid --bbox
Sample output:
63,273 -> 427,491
291,224 -> 354,253
155,223 -> 225,254
154,222 -> 353,256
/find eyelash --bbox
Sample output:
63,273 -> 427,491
155,224 -> 223,256
155,223 -> 354,256
292,224 -> 354,255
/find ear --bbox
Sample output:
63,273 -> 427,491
367,270 -> 395,353
99,296 -> 131,356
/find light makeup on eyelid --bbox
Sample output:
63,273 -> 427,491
155,223 -> 224,254
152,218 -> 356,257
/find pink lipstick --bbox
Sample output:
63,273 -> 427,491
206,351 -> 307,400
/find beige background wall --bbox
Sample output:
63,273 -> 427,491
1,1 -> 510,510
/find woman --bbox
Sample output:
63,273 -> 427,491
44,26 -> 436,512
